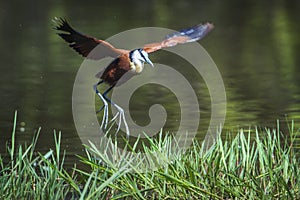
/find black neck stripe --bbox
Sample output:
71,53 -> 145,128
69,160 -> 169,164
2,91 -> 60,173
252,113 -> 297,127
138,48 -> 147,61
129,48 -> 146,62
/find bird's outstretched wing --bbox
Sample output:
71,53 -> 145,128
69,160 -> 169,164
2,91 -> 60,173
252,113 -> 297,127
143,23 -> 214,53
54,18 -> 128,59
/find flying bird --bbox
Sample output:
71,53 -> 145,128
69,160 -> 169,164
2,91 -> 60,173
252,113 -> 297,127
54,18 -> 214,137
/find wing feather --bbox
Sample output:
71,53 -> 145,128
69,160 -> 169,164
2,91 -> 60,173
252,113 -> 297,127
144,23 -> 214,53
54,18 -> 128,59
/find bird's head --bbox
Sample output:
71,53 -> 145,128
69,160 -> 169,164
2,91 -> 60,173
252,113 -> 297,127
130,48 -> 154,67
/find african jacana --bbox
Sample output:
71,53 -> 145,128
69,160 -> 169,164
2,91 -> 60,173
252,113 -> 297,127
54,18 -> 214,137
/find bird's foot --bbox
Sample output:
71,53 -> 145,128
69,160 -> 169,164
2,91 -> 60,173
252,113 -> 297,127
111,104 -> 130,138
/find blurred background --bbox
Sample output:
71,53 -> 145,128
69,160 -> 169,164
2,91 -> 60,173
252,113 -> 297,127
0,0 -> 299,166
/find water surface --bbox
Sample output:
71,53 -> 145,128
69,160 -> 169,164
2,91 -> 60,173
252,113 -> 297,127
0,0 -> 299,166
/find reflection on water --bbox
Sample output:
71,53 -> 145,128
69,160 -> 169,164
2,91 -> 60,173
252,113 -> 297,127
0,0 -> 300,166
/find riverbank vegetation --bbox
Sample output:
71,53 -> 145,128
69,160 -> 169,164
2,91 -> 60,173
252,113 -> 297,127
0,113 -> 299,199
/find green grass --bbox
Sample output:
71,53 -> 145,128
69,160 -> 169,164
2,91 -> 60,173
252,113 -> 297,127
0,112 -> 299,199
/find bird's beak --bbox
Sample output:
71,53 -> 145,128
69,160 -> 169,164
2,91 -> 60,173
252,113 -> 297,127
146,58 -> 154,67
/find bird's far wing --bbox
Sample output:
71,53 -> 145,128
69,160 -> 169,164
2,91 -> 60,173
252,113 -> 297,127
54,18 -> 128,59
143,23 -> 214,54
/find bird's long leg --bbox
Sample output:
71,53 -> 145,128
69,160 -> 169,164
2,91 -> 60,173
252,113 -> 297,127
102,87 -> 130,137
93,80 -> 109,129
95,84 -> 114,113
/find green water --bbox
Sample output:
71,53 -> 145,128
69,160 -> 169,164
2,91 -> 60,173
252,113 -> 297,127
0,0 -> 299,166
